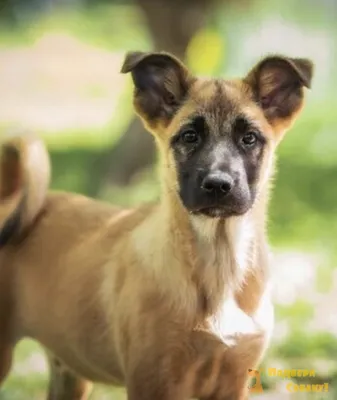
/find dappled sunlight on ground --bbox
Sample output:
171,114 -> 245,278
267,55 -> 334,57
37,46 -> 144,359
0,33 -> 126,132
272,250 -> 337,336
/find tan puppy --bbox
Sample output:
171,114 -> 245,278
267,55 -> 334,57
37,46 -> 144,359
0,52 -> 313,399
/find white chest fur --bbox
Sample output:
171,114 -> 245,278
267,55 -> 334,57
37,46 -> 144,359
191,213 -> 256,292
191,213 -> 274,354
210,285 -> 274,355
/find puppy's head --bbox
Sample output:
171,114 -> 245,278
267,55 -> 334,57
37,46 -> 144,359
121,52 -> 313,218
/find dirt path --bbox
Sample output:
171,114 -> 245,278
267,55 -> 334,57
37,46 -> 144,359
0,33 -> 126,133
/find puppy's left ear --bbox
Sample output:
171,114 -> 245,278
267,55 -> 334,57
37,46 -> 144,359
245,55 -> 314,134
121,51 -> 193,132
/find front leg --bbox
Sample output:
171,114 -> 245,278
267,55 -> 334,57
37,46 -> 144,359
46,353 -> 92,400
125,329 -> 265,400
191,330 -> 264,400
125,345 -> 189,400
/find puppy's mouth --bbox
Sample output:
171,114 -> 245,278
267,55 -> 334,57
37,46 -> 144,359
196,207 -> 229,218
191,202 -> 252,218
179,187 -> 254,219
192,206 -> 243,218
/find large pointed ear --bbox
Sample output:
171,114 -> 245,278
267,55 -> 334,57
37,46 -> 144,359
244,55 -> 314,134
121,51 -> 193,131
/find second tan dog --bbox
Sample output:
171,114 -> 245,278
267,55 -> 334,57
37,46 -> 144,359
0,52 -> 313,399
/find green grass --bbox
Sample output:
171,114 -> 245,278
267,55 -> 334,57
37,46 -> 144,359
0,340 -> 48,400
0,4 -> 151,51
1,341 -> 127,399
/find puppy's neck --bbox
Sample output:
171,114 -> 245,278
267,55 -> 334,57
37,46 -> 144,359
162,187 -> 258,310
191,213 -> 254,282
133,185 -> 264,319
190,211 -> 256,310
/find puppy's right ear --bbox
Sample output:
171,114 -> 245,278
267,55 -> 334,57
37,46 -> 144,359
244,55 -> 314,138
121,51 -> 193,131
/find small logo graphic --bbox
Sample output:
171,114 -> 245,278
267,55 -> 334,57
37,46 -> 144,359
248,368 -> 330,394
248,369 -> 264,394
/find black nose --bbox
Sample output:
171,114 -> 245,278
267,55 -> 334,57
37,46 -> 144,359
201,172 -> 233,195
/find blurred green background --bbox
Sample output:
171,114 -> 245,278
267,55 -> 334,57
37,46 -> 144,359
0,0 -> 336,398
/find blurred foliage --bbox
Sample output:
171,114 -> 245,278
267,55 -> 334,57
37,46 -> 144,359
0,4 -> 151,50
186,28 -> 225,75
276,330 -> 337,359
276,300 -> 315,327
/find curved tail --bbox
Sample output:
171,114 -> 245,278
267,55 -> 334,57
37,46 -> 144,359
0,133 -> 50,246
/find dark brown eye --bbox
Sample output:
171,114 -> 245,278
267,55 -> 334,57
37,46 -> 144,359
181,130 -> 199,144
241,132 -> 258,147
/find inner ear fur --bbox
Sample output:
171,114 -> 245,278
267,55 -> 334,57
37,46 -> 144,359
121,51 -> 193,130
245,55 -> 314,127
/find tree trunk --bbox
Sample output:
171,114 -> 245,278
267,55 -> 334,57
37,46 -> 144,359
0,0 -> 18,24
97,0 -> 218,192
136,0 -> 212,60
